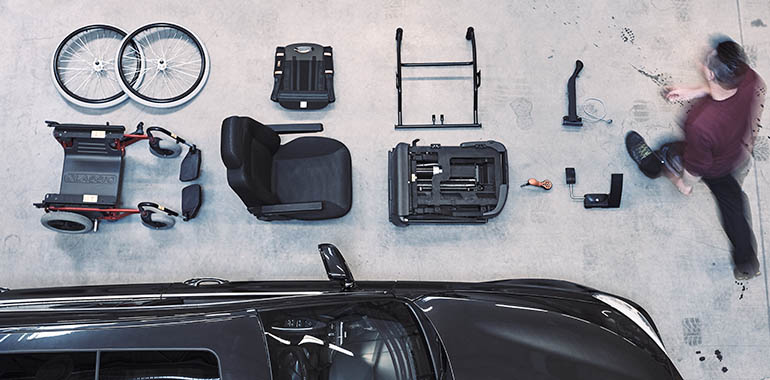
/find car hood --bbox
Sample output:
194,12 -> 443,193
415,293 -> 676,380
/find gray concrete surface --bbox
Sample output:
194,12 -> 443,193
1,0 -> 769,378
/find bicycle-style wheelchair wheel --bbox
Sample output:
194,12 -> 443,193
51,25 -> 144,109
115,23 -> 210,108
40,212 -> 94,234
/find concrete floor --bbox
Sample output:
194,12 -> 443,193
1,0 -> 769,378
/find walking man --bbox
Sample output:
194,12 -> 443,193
665,37 -> 765,280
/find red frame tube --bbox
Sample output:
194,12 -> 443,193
47,206 -> 140,221
115,134 -> 149,152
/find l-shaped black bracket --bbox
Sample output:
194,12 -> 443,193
566,168 -> 623,208
563,60 -> 584,127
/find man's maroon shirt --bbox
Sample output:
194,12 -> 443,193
683,68 -> 761,178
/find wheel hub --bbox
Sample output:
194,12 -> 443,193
157,59 -> 168,71
92,60 -> 105,72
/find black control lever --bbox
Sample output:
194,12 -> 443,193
563,60 -> 584,127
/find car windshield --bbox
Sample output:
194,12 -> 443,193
260,299 -> 435,380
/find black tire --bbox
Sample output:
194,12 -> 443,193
41,212 -> 93,234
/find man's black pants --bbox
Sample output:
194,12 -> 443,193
703,173 -> 759,273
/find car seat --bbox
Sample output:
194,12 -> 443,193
220,116 -> 352,221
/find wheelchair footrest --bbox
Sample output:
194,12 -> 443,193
181,184 -> 203,221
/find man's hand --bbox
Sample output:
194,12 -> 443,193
664,85 -> 709,102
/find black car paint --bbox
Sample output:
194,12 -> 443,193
0,279 -> 681,379
0,303 -> 271,379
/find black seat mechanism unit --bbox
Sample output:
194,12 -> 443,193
388,140 -> 508,226
271,43 -> 335,110
565,168 -> 623,209
34,121 -> 203,233
221,116 -> 351,221
394,27 -> 481,129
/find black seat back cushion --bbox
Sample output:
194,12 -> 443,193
272,137 -> 352,220
221,116 -> 280,167
221,116 -> 281,207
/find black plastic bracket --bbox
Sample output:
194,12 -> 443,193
563,60 -> 584,127
584,174 -> 623,208
565,168 -> 623,208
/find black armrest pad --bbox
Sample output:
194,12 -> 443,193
266,123 -> 324,134
46,120 -> 126,133
258,201 -> 323,215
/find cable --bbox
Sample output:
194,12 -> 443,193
568,184 -> 583,201
581,97 -> 613,124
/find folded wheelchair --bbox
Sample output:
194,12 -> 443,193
34,121 -> 202,233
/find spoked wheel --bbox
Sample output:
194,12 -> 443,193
51,25 -> 144,109
116,23 -> 210,108
41,212 -> 94,234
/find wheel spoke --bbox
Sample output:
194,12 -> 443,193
97,74 -> 107,99
58,58 -> 92,64
72,71 -> 95,93
62,70 -> 87,86
163,30 -> 179,58
137,69 -> 161,92
142,32 -> 162,59
74,35 -> 96,59
169,59 -> 201,68
165,35 -> 187,62
168,67 -> 199,79
58,67 -> 92,72
62,47 -> 92,63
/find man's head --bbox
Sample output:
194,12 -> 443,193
702,37 -> 748,89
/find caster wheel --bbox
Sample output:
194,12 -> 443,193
40,212 -> 93,234
149,137 -> 183,158
140,207 -> 176,230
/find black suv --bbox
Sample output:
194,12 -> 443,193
0,244 -> 682,380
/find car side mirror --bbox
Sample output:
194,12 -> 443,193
318,243 -> 355,290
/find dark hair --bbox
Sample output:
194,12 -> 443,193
707,40 -> 748,89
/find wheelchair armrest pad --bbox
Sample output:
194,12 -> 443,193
46,120 -> 126,133
252,201 -> 323,215
46,121 -> 126,140
266,123 -> 324,134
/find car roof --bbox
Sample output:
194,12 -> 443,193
0,302 -> 273,379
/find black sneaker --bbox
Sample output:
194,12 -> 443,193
626,131 -> 663,178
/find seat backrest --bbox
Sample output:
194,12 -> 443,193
271,43 -> 335,110
220,116 -> 281,207
50,122 -> 126,203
